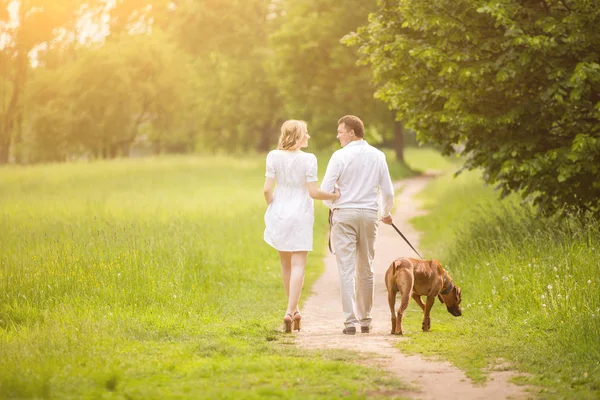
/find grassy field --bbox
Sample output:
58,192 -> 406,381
0,153 -> 417,399
397,163 -> 600,399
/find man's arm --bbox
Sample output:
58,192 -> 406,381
320,154 -> 341,209
379,153 -> 394,223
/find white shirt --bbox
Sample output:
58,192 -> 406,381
321,140 -> 394,217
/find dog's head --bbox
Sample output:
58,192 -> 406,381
438,284 -> 462,317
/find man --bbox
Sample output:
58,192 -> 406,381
321,115 -> 395,335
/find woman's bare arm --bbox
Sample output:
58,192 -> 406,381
264,177 -> 275,205
307,181 -> 340,201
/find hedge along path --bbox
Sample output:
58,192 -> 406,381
295,174 -> 530,400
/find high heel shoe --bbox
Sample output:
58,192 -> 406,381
293,311 -> 302,331
283,313 -> 293,333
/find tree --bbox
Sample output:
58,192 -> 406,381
354,0 -> 600,216
270,0 -> 396,152
170,0 -> 284,152
0,0 -> 105,163
25,30 -> 198,160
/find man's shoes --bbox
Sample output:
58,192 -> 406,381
342,326 -> 356,335
361,325 -> 372,333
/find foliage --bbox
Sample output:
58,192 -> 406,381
352,0 -> 600,216
2,0 -> 412,163
25,31 -> 198,162
170,0 -> 284,152
270,0 -> 393,150
407,168 -> 600,398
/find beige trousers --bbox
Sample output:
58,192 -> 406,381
331,208 -> 379,328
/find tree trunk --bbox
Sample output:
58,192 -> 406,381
393,119 -> 405,163
0,62 -> 24,164
109,144 -> 118,159
0,6 -> 28,165
13,112 -> 23,164
257,121 -> 276,152
0,124 -> 10,164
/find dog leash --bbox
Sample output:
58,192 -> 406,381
328,209 -> 335,254
391,222 -> 423,260
328,210 -> 423,260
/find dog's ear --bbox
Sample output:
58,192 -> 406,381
437,294 -> 445,304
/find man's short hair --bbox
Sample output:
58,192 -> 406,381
337,115 -> 364,138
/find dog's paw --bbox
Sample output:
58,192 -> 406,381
421,319 -> 431,332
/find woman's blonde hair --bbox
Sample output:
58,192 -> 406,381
277,120 -> 307,150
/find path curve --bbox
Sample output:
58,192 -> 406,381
295,174 -> 530,400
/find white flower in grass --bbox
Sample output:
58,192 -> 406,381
542,304 -> 547,307
488,304 -> 492,308
588,280 -> 592,284
502,276 -> 509,282
173,295 -> 177,299
553,267 -> 558,272
541,294 -> 545,299
548,284 -> 553,290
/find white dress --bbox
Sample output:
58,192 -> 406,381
264,150 -> 318,251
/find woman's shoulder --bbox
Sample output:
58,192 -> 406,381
300,151 -> 317,160
266,149 -> 282,159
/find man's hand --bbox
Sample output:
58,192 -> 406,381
381,214 -> 393,225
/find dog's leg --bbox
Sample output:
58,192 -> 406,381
388,288 -> 398,335
411,293 -> 426,311
395,270 -> 413,336
422,295 -> 435,332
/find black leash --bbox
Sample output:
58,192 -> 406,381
328,210 -> 335,254
390,222 -> 423,259
328,210 -> 423,260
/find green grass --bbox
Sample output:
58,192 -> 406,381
0,153 -> 415,399
398,168 -> 600,399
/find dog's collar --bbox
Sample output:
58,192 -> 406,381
440,272 -> 453,295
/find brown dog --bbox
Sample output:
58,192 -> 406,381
385,257 -> 462,335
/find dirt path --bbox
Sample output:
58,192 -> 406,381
295,174 -> 530,400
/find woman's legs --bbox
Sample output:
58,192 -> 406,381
286,251 -> 307,316
278,251 -> 292,300
278,251 -> 307,331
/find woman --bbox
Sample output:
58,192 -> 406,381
263,120 -> 340,333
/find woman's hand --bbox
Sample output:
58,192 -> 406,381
333,187 -> 341,201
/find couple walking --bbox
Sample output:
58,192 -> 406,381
263,115 -> 395,334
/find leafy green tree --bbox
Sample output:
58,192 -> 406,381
26,30 -> 197,160
270,0 -> 396,154
0,0 -> 105,163
26,67 -> 76,162
170,0 -> 283,152
353,0 -> 600,215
